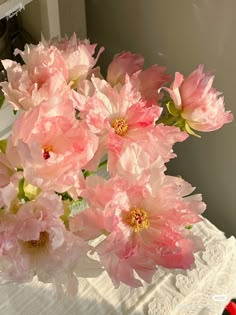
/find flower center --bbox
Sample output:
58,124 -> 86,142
42,145 -> 53,160
124,207 -> 150,232
24,231 -> 49,249
111,117 -> 128,136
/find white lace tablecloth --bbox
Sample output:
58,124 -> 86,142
0,218 -> 236,315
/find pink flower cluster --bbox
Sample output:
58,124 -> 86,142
0,34 -> 233,295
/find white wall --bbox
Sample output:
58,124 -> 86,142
86,0 -> 236,236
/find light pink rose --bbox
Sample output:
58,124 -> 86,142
70,176 -> 206,287
162,65 -> 233,131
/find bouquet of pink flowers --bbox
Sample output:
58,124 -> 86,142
0,34 -> 233,296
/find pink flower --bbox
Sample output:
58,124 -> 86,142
51,34 -> 104,84
9,97 -> 98,192
75,76 -> 162,171
107,51 -> 144,86
1,42 -> 69,111
70,176 -> 206,287
0,153 -> 22,210
107,51 -> 171,103
107,124 -> 188,182
15,42 -> 68,81
137,65 -> 171,103
162,65 -> 233,132
0,192 -> 102,295
0,153 -> 13,188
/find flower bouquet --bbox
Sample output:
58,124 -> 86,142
0,34 -> 233,296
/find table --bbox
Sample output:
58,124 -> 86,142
0,218 -> 235,315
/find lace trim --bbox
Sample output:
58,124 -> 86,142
147,236 -> 236,315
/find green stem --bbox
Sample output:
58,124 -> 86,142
83,159 -> 108,178
17,178 -> 30,202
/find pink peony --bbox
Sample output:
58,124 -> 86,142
162,65 -> 233,132
0,192 -> 102,296
0,153 -> 14,188
9,97 -> 98,192
107,51 -> 171,103
137,65 -> 171,103
15,42 -> 68,81
51,33 -> 104,84
0,153 -> 23,210
70,176 -> 206,287
107,51 -> 144,86
1,42 -> 69,111
107,123 -> 188,182
75,76 -> 162,171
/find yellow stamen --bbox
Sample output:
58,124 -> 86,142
124,207 -> 150,232
111,117 -> 128,136
24,231 -> 49,249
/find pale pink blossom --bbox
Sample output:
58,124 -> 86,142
75,76 -> 162,171
107,51 -> 144,86
162,65 -> 233,131
137,65 -> 171,103
15,42 -> 68,81
0,153 -> 13,188
9,99 -> 98,192
70,176 -> 206,287
0,153 -> 23,210
1,42 -> 69,111
51,33 -> 104,84
0,172 -> 22,210
107,124 -> 188,181
0,192 -> 102,295
107,51 -> 171,102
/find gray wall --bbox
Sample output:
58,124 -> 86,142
58,0 -> 86,38
86,0 -> 236,236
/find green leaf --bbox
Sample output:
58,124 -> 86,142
56,191 -> 73,201
184,123 -> 201,138
173,116 -> 185,129
166,101 -> 180,117
185,225 -> 193,230
83,159 -> 108,178
0,94 -> 5,109
156,113 -> 177,126
17,178 -> 30,202
0,139 -> 7,153
70,198 -> 87,215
